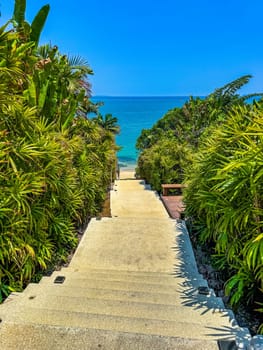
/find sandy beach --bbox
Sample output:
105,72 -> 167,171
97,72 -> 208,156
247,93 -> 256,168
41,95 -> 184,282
118,162 -> 137,179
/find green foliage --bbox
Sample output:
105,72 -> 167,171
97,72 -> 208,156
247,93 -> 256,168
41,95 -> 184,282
135,93 -> 228,189
208,74 -> 263,107
0,2 -> 119,300
13,0 -> 26,27
93,113 -> 120,135
136,76 -> 263,333
30,5 -> 50,46
12,0 -> 50,45
184,103 -> 263,331
137,137 -> 192,191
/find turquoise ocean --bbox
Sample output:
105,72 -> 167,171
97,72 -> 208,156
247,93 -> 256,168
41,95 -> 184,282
92,96 -> 189,169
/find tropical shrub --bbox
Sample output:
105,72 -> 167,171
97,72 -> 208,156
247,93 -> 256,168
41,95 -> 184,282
184,103 -> 263,316
137,137 -> 193,191
136,76 -> 259,189
0,1 -> 119,300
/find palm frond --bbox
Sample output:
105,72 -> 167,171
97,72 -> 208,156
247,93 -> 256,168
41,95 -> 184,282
240,93 -> 263,102
68,55 -> 93,74
210,75 -> 252,99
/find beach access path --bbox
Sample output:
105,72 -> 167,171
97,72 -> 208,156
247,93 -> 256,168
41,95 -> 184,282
0,170 -> 250,349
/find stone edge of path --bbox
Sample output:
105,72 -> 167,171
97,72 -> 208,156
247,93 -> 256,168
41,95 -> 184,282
176,219 -> 263,350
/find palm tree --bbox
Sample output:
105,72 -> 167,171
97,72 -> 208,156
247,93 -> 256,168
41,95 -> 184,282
93,113 -> 120,134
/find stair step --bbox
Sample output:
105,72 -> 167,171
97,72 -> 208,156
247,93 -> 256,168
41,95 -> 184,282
15,283 -> 193,306
62,266 -> 200,277
64,263 -> 201,282
0,306 -> 237,341
3,291 -> 232,326
38,276 -> 208,298
48,268 -> 206,288
0,321 -> 220,350
5,279 -> 225,312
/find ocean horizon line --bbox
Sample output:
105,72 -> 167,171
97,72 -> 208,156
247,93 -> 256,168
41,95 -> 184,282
92,95 -> 200,98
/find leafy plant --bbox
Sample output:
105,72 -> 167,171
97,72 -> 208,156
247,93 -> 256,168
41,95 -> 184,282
136,76 -> 263,333
184,103 -> 263,331
0,1 -> 119,301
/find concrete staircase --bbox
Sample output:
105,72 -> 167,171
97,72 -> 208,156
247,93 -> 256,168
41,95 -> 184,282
0,172 -> 251,349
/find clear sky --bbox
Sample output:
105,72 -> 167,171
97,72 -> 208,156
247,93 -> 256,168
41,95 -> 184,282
1,0 -> 263,96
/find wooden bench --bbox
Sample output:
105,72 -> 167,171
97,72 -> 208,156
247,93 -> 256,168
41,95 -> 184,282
161,184 -> 187,196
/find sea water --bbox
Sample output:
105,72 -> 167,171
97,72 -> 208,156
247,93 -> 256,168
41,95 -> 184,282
92,96 -> 189,168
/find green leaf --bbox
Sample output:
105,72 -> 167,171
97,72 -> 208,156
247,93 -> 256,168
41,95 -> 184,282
13,0 -> 26,26
30,5 -> 50,46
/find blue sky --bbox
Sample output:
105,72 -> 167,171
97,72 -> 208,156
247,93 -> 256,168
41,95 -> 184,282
1,0 -> 263,96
